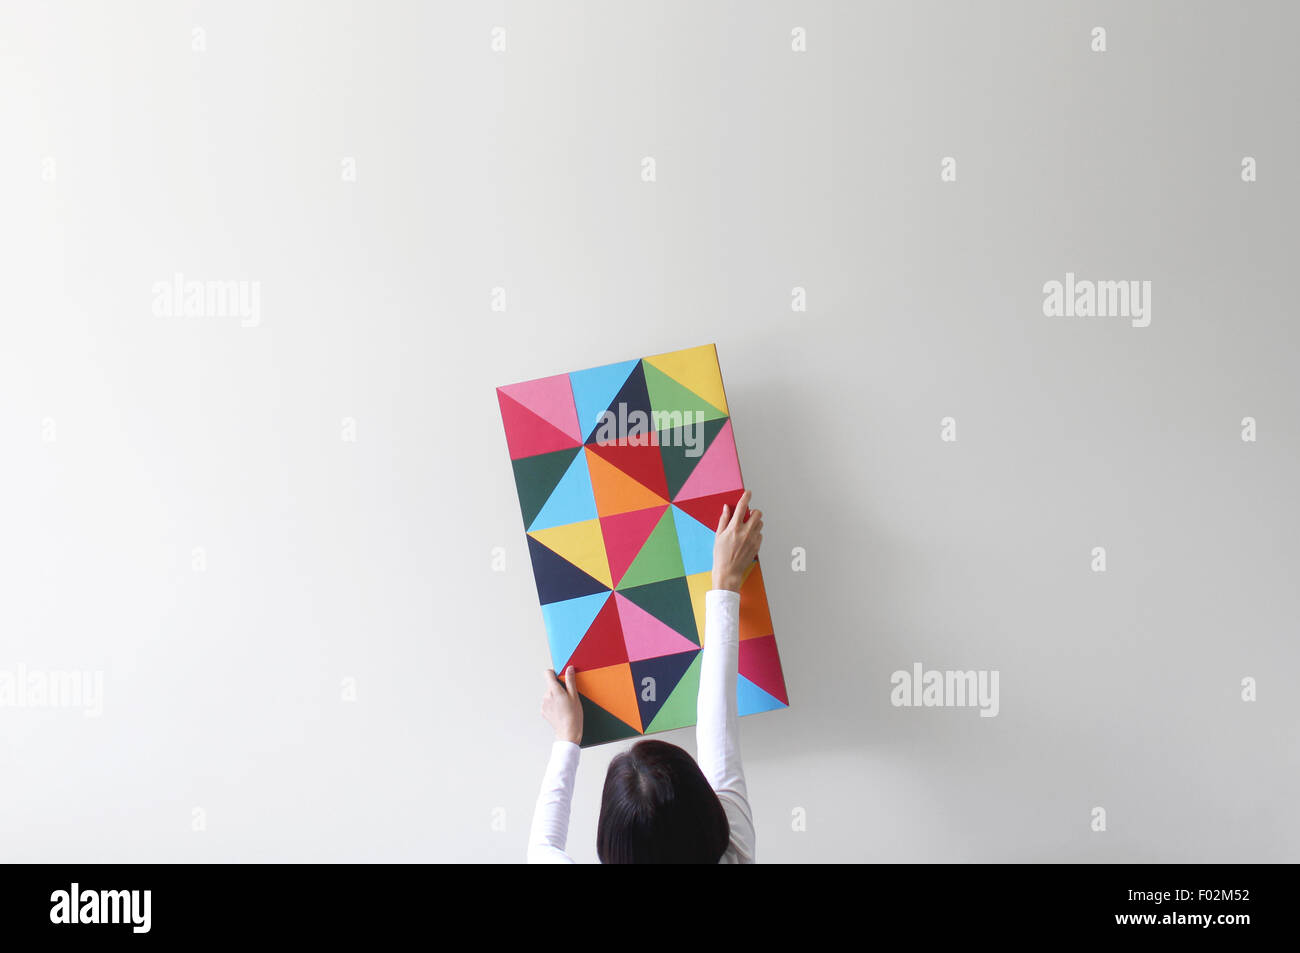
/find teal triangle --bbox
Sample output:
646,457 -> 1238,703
540,592 -> 609,673
528,448 -> 597,531
511,447 -> 580,530
671,505 -> 716,577
737,674 -> 785,716
578,693 -> 642,748
569,359 -> 639,443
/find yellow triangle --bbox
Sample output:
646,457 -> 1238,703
643,343 -> 729,417
528,519 -> 613,588
686,571 -> 712,646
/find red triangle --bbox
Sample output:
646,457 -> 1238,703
599,506 -> 668,586
586,439 -> 670,501
738,634 -> 788,706
498,391 -> 581,460
672,489 -> 746,534
563,594 -> 628,671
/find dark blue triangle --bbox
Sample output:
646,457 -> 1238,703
630,650 -> 701,730
527,535 -> 610,605
589,360 -> 654,447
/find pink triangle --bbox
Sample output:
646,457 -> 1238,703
674,419 -> 743,501
497,391 -> 580,459
499,374 -> 582,442
600,506 -> 668,585
615,593 -> 701,661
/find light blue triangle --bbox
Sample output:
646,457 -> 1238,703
671,505 -> 716,576
529,449 -> 597,531
541,591 -> 610,672
737,674 -> 785,716
569,359 -> 639,442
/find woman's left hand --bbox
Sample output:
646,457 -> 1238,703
541,666 -> 583,745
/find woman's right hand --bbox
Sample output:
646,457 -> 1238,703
712,489 -> 763,593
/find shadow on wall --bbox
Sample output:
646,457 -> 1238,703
720,369 -> 915,762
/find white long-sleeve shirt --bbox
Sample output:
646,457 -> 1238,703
526,588 -> 756,863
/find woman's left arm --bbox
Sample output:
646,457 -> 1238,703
526,666 -> 584,863
526,740 -> 580,863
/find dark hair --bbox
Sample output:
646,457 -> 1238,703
596,739 -> 730,863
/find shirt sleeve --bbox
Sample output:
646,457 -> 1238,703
525,740 -> 580,863
696,588 -> 756,863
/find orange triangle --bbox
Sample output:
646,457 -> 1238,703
569,662 -> 642,733
586,446 -> 667,517
738,561 -> 774,640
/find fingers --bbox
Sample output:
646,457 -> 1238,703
716,503 -> 730,533
745,509 -> 763,558
546,666 -> 579,694
731,490 -> 751,530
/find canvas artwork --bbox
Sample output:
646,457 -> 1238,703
496,343 -> 789,747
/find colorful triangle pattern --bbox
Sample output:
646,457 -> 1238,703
498,343 -> 788,747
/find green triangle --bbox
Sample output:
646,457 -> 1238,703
617,576 -> 699,644
579,692 -> 642,748
511,447 -> 581,528
645,653 -> 702,733
657,416 -> 728,500
644,363 -> 728,428
615,509 -> 685,590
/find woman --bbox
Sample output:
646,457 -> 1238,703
527,490 -> 764,863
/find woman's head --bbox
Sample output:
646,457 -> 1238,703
596,739 -> 729,863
